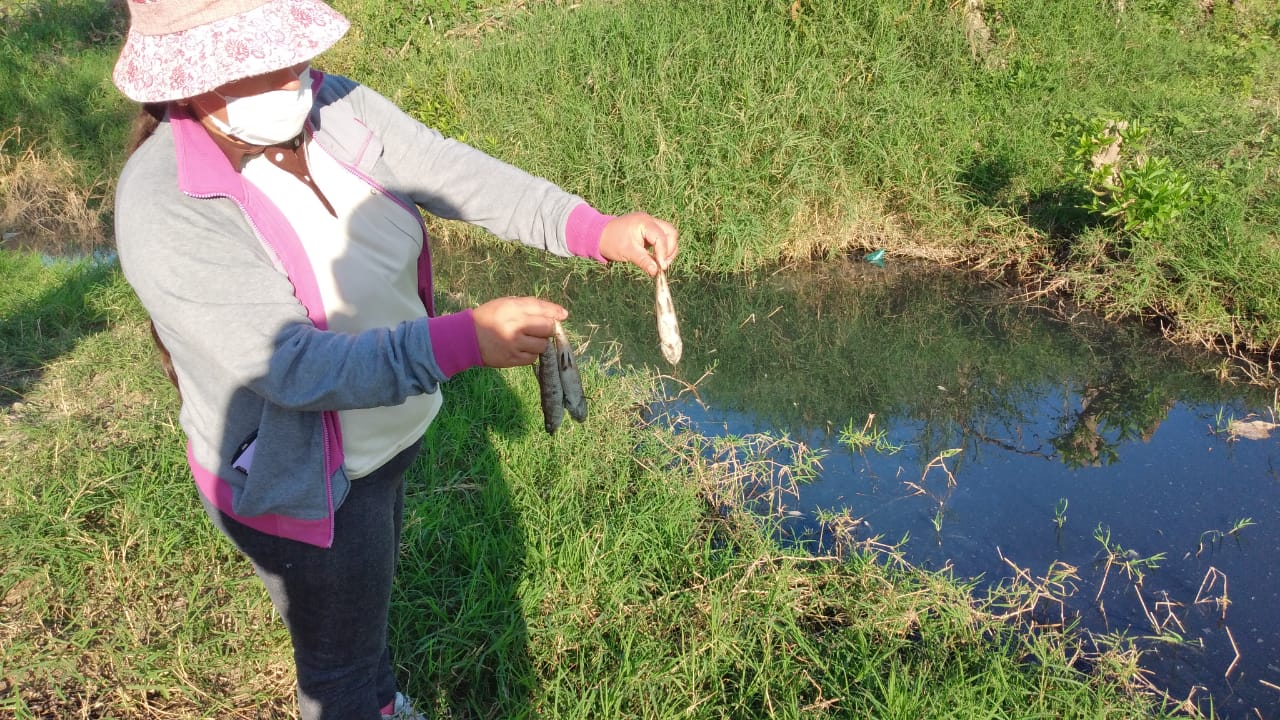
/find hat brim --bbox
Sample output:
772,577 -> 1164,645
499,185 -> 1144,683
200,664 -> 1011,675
113,0 -> 349,103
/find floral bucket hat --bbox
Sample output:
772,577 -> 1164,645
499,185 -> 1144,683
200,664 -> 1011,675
113,0 -> 350,103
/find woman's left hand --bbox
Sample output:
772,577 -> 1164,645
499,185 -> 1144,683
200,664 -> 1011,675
598,212 -> 679,277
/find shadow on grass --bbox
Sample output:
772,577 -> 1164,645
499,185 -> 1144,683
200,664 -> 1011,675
956,151 -> 1102,264
1021,185 -> 1103,262
380,285 -> 536,717
394,367 -> 535,718
957,152 -> 1017,209
0,258 -> 117,407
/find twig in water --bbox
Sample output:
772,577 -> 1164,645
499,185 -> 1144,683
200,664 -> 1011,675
922,448 -> 961,487
1153,594 -> 1187,633
657,368 -> 713,407
1193,567 -> 1230,620
991,549 -> 1077,626
1225,625 -> 1241,679
1134,586 -> 1158,632
902,480 -> 928,497
1095,552 -> 1113,603
1175,686 -> 1203,716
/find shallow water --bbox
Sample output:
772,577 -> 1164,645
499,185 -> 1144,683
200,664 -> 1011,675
436,242 -> 1279,717
657,388 -> 1278,717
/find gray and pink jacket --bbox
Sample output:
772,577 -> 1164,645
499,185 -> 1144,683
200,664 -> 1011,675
115,71 -> 612,547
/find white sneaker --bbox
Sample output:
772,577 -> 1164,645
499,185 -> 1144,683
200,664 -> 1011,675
381,691 -> 426,720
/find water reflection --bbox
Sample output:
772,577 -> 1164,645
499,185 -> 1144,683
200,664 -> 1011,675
434,238 -> 1279,718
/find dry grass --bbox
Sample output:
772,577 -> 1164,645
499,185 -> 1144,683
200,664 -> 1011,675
0,127 -> 110,257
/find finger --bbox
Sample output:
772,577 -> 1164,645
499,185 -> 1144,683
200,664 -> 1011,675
514,332 -> 552,356
647,218 -> 679,269
635,218 -> 677,272
519,313 -> 561,341
521,297 -> 568,321
627,228 -> 663,277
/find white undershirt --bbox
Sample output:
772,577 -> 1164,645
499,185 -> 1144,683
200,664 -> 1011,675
243,140 -> 441,479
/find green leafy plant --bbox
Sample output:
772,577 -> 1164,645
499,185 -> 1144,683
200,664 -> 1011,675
1064,117 -> 1210,238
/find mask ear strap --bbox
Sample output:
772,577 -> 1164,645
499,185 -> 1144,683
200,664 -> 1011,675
185,92 -> 227,119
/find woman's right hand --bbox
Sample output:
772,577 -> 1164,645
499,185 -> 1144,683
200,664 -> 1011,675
472,296 -> 568,368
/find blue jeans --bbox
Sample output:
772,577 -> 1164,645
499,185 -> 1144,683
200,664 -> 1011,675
200,443 -> 421,720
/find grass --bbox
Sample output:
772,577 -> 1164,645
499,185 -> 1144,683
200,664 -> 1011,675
0,128 -> 108,256
0,250 -> 116,401
0,0 -> 130,187
334,0 -> 1280,372
0,252 -> 1186,717
3,0 -> 1279,370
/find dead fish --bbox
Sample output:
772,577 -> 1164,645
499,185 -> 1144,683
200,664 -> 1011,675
535,340 -> 564,434
554,322 -> 588,423
535,322 -> 588,433
655,269 -> 682,366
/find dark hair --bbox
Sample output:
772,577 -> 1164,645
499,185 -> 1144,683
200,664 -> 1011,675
126,102 -> 167,157
126,102 -> 183,394
149,320 -> 181,391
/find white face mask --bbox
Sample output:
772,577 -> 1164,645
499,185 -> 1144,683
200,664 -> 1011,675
208,66 -> 313,146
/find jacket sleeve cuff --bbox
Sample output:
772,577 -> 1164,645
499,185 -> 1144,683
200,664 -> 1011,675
428,309 -> 483,378
565,203 -> 614,263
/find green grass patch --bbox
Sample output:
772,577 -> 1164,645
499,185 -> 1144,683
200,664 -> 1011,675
0,257 -> 293,717
3,0 -> 1272,715
336,0 -> 1279,364
4,0 -> 1279,367
0,0 -> 132,187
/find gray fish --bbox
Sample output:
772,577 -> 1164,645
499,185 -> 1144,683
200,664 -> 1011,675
655,270 -> 682,365
535,340 -> 564,434
555,322 -> 588,423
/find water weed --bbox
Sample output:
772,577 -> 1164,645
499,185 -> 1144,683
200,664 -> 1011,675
1093,523 -> 1166,594
1053,497 -> 1069,531
1193,517 -> 1256,557
837,413 -> 902,455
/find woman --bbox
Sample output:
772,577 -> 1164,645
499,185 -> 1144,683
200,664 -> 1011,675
110,0 -> 678,717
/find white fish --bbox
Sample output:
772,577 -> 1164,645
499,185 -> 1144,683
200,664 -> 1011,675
655,270 -> 682,366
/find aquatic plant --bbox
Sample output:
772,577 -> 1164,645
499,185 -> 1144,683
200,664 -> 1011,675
1093,524 -> 1166,599
1194,517 -> 1256,557
838,413 -> 903,455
